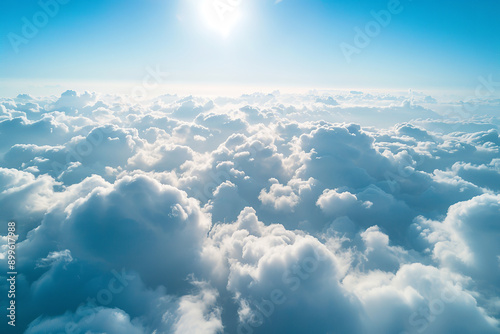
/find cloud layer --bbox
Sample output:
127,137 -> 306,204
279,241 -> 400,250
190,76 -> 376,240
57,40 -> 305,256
1,90 -> 499,333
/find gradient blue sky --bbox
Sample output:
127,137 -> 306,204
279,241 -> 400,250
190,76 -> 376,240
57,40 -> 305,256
1,0 -> 499,94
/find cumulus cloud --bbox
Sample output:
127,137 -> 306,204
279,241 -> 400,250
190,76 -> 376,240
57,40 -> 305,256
317,188 -> 372,215
0,90 -> 499,333
417,194 -> 500,292
172,281 -> 223,334
259,177 -> 314,211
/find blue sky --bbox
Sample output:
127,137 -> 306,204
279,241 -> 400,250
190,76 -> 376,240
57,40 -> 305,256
1,0 -> 499,93
2,2 -> 500,334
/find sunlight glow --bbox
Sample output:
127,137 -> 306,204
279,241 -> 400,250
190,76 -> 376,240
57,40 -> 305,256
199,0 -> 243,37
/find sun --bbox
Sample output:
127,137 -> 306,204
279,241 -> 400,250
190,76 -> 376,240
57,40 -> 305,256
199,0 -> 243,37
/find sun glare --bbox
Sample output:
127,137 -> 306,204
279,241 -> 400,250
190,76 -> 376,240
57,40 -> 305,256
199,0 -> 243,37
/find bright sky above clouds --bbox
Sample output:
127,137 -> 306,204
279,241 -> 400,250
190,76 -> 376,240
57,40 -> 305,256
1,0 -> 499,95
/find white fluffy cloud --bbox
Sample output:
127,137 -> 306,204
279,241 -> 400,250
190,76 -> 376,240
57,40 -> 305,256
0,90 -> 499,333
317,188 -> 372,215
417,194 -> 500,297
